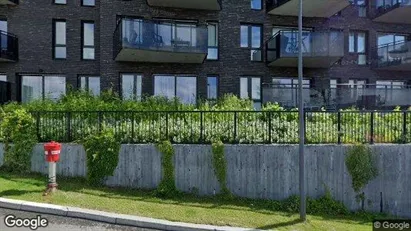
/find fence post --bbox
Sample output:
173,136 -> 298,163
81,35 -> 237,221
234,112 -> 237,143
403,111 -> 407,144
131,112 -> 135,142
370,111 -> 374,144
268,111 -> 272,144
36,112 -> 40,141
337,111 -> 341,144
66,112 -> 71,142
303,111 -> 307,144
200,111 -> 204,143
98,111 -> 102,132
165,113 -> 169,140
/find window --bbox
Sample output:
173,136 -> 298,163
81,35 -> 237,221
251,0 -> 262,10
21,75 -> 66,103
207,23 -> 218,60
207,76 -> 218,99
79,76 -> 100,96
349,31 -> 367,65
376,80 -> 405,89
269,78 -> 311,108
240,77 -> 261,109
121,74 -> 142,101
53,20 -> 66,59
0,75 -> 6,82
377,33 -> 406,47
82,21 -> 95,60
348,79 -> 366,100
82,0 -> 95,6
153,20 -> 199,48
54,0 -> 66,4
154,75 -> 197,104
240,24 -> 262,61
349,0 -> 367,17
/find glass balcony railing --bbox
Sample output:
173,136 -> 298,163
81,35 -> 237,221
0,0 -> 18,5
0,31 -> 18,62
267,0 -> 350,17
266,30 -> 344,67
113,18 -> 208,63
375,41 -> 411,69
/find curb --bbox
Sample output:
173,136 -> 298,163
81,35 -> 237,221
0,198 -> 259,231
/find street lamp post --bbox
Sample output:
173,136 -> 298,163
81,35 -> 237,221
298,0 -> 306,221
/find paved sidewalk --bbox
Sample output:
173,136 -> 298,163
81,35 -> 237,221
0,198 -> 258,231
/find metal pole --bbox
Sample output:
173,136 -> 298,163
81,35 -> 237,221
298,0 -> 306,221
48,162 -> 57,193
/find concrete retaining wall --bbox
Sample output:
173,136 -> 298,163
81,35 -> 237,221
0,143 -> 410,218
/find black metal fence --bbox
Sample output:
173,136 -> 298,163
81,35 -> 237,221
0,110 -> 410,144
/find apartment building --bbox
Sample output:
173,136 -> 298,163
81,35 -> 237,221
0,0 -> 411,109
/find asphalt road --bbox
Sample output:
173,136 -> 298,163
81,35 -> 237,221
0,208 -> 161,231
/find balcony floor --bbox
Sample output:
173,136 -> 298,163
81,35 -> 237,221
373,6 -> 411,24
115,48 -> 206,64
147,0 -> 220,10
268,0 -> 349,17
268,56 -> 341,68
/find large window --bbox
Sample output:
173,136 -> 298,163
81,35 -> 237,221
21,75 -> 66,103
82,21 -> 95,60
377,33 -> 406,47
240,24 -> 262,61
207,23 -> 218,60
207,76 -> 218,99
240,77 -> 261,109
251,0 -> 262,10
349,31 -> 367,65
82,0 -> 95,6
121,74 -> 142,100
154,75 -> 197,104
53,20 -> 67,59
79,76 -> 100,96
349,0 -> 367,17
154,20 -> 198,47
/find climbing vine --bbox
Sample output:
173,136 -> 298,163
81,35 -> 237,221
345,144 -> 378,208
211,140 -> 230,196
83,128 -> 120,185
155,140 -> 178,197
0,108 -> 38,173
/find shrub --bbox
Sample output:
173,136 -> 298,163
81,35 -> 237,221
0,108 -> 38,172
83,128 -> 121,185
156,140 -> 178,197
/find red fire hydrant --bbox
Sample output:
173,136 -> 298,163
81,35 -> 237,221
44,141 -> 61,193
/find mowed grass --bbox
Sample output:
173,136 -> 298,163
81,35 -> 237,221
0,171 -> 377,231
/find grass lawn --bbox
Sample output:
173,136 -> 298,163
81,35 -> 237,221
0,171 -> 379,231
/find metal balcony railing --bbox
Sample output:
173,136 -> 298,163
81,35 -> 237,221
0,30 -> 18,62
374,41 -> 411,69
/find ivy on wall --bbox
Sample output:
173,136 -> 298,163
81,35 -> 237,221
345,144 -> 378,209
211,140 -> 231,196
156,140 -> 178,197
83,128 -> 120,185
0,108 -> 38,173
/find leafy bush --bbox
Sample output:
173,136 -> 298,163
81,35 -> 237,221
345,144 -> 378,193
211,140 -> 230,196
156,140 -> 178,197
83,128 -> 121,185
0,108 -> 38,172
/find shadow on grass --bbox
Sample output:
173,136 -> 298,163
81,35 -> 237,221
0,189 -> 44,197
0,170 -> 389,227
257,218 -> 302,230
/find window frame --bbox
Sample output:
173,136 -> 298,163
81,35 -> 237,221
81,0 -> 95,7
52,19 -> 67,60
20,74 -> 66,102
78,75 -> 100,96
349,31 -> 367,65
206,22 -> 219,61
349,0 -> 367,17
81,20 -> 95,60
153,74 -> 198,104
239,76 -> 262,109
120,73 -> 143,101
240,24 -> 263,62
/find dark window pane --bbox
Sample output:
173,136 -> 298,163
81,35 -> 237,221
207,77 -> 218,99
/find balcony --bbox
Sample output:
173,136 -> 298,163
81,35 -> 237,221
267,0 -> 350,17
374,0 -> 411,24
374,41 -> 411,71
0,31 -> 18,62
0,0 -> 18,5
147,0 -> 221,10
114,19 -> 208,64
266,30 -> 344,68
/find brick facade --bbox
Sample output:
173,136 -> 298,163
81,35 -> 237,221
0,0 -> 410,101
